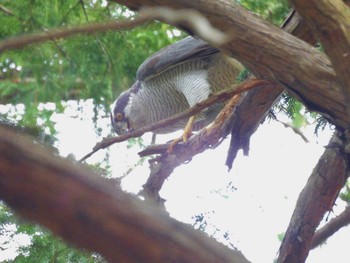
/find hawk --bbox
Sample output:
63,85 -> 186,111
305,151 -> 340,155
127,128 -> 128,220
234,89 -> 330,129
111,36 -> 243,141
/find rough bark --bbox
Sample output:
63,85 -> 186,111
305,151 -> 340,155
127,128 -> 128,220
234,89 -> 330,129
277,131 -> 349,263
280,10 -> 317,45
0,126 -> 250,263
289,0 -> 350,118
112,0 -> 349,129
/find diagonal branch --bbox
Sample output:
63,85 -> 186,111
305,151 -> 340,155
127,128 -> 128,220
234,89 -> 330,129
0,4 -> 14,16
0,126 -> 250,263
311,205 -> 350,249
0,7 -> 226,54
79,79 -> 266,162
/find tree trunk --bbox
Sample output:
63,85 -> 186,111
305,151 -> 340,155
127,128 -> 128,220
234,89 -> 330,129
277,131 -> 349,263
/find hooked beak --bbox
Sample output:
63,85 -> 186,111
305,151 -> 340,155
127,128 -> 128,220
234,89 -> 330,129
110,112 -> 132,135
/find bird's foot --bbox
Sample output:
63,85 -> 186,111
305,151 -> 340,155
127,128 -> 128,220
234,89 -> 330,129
167,115 -> 195,153
167,131 -> 193,153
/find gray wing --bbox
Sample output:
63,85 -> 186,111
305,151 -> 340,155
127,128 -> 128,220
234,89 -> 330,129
136,36 -> 219,81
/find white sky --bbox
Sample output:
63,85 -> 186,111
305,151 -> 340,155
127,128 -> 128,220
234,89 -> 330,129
1,100 -> 348,262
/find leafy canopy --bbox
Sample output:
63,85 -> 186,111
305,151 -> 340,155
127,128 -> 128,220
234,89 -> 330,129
0,0 -> 183,138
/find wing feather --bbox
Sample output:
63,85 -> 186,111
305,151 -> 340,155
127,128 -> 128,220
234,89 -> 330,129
136,36 -> 219,81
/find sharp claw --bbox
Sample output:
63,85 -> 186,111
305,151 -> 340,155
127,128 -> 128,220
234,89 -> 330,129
167,138 -> 180,153
167,116 -> 195,153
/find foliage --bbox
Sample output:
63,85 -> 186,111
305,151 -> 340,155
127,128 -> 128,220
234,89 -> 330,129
238,0 -> 290,25
0,203 -> 105,262
0,0 -> 183,141
340,182 -> 350,204
271,93 -> 332,135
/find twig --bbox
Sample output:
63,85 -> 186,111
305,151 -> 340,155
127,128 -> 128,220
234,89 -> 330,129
0,4 -> 14,16
0,13 -> 148,53
0,7 -> 226,53
79,79 -> 269,162
275,119 -> 309,143
60,0 -> 81,24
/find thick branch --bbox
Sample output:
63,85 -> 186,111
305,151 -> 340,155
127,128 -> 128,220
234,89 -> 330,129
289,0 -> 350,118
113,0 -> 349,129
0,126 -> 250,263
280,10 -> 317,45
277,131 -> 349,263
311,205 -> 350,249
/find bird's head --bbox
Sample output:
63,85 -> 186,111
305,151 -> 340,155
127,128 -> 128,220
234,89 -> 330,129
111,89 -> 133,135
111,82 -> 144,135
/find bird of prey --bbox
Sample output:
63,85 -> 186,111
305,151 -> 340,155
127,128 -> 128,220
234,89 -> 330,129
111,36 -> 243,142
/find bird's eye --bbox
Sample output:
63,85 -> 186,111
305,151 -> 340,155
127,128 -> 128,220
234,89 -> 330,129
115,112 -> 123,121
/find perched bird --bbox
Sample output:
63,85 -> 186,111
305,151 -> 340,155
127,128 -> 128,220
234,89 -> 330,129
111,36 -> 243,141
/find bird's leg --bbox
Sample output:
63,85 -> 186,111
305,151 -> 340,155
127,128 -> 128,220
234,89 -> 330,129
183,115 -> 195,143
168,115 -> 195,153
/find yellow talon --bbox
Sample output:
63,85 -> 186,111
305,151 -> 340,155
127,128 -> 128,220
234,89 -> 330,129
182,115 -> 195,143
167,116 -> 195,153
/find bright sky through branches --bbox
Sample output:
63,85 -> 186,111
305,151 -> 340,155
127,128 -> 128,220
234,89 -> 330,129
0,101 -> 348,262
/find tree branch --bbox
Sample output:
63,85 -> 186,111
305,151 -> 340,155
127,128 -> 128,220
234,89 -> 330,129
0,4 -> 14,16
0,126 -> 250,263
277,131 -> 349,263
280,10 -> 317,45
311,205 -> 350,249
289,0 -> 350,118
0,7 -> 226,54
